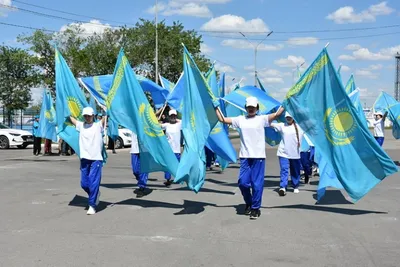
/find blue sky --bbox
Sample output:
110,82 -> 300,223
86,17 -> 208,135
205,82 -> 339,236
1,0 -> 400,106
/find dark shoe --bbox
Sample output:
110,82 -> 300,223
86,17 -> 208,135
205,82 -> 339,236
304,175 -> 310,184
112,150 -> 117,154
136,188 -> 152,198
244,205 -> 251,215
164,180 -> 173,187
250,209 -> 261,220
278,188 -> 286,196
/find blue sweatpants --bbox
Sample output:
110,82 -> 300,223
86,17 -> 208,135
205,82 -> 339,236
375,137 -> 384,147
80,159 -> 102,208
300,152 -> 312,177
131,153 -> 149,188
205,147 -> 214,168
238,158 -> 265,210
164,153 -> 181,180
279,157 -> 301,189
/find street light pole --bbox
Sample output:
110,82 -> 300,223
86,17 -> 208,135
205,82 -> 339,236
239,31 -> 273,86
155,0 -> 159,85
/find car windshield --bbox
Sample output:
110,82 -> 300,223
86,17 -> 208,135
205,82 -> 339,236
0,123 -> 10,129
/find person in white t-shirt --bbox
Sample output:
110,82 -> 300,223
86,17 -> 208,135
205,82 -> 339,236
373,111 -> 388,146
215,96 -> 284,220
161,109 -> 182,187
70,107 -> 105,215
130,131 -> 150,198
271,112 -> 304,196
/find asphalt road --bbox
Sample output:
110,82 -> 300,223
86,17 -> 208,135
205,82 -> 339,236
0,130 -> 399,267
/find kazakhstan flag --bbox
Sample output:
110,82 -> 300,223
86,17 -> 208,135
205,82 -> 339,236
160,75 -> 175,92
344,74 -> 356,94
348,89 -> 368,129
55,48 -> 90,157
388,103 -> 400,139
38,89 -> 57,142
174,45 -> 219,192
284,48 -> 398,202
107,49 -> 178,175
166,72 -> 185,112
372,91 -> 398,113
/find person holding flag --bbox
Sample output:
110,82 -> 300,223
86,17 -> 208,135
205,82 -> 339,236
271,112 -> 304,196
130,131 -> 150,198
161,109 -> 182,187
215,96 -> 284,220
69,107 -> 105,215
373,111 -> 388,146
32,115 -> 41,156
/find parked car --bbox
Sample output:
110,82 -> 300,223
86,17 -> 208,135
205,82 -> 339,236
115,128 -> 132,149
0,123 -> 34,149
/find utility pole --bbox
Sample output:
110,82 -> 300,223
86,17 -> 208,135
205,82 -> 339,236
239,31 -> 273,87
155,0 -> 159,85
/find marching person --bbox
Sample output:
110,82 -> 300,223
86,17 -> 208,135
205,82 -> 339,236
32,115 -> 41,156
300,134 -> 314,184
161,109 -> 182,187
130,131 -> 150,198
373,111 -> 388,147
44,139 -> 52,156
271,112 -> 304,196
69,107 -> 105,215
215,96 -> 284,220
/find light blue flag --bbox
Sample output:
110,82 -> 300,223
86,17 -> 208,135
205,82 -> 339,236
106,49 -> 178,174
107,118 -> 119,141
387,103 -> 400,139
283,48 -> 398,202
205,64 -> 219,97
89,95 -> 97,112
218,72 -> 225,98
166,72 -> 185,112
314,150 -> 344,201
55,48 -> 90,157
223,85 -> 282,146
348,89 -> 368,129
80,74 -> 169,108
174,45 -> 219,192
337,65 -> 342,84
38,89 -> 57,142
257,76 -> 269,94
344,74 -> 356,94
159,75 -> 175,92
372,91 -> 398,113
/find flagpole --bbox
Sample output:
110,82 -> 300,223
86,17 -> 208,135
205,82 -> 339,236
155,0 -> 159,85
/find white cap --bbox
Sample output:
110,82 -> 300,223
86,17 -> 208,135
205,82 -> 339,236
245,97 -> 258,107
374,111 -> 383,116
169,109 -> 177,116
285,112 -> 292,118
82,107 -> 94,116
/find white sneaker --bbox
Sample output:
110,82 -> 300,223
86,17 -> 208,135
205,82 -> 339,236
278,188 -> 286,196
95,191 -> 101,206
87,206 -> 96,215
294,188 -> 300,194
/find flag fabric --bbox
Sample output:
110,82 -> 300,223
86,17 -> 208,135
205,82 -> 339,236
387,103 -> 400,139
89,95 -> 97,112
372,91 -> 398,113
166,72 -> 185,112
218,72 -> 225,98
223,85 -> 282,146
257,76 -> 269,94
344,74 -> 356,94
337,65 -> 342,84
55,48 -> 90,157
136,75 -> 170,108
174,45 -> 219,192
106,49 -> 178,174
107,118 -> 119,141
159,75 -> 175,92
283,48 -> 398,202
348,89 -> 368,129
205,64 -> 219,97
38,89 -> 57,142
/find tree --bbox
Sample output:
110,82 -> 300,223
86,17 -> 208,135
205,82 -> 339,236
0,46 -> 40,126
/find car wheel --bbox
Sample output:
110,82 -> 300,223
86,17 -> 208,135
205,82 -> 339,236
0,135 -> 10,149
115,137 -> 124,149
17,144 -> 29,149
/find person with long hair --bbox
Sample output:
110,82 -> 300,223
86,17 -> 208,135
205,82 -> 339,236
271,112 -> 304,196
215,97 -> 284,220
70,107 -> 105,215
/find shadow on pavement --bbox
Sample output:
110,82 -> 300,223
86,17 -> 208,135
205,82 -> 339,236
313,190 -> 353,205
267,204 -> 387,215
68,195 -> 112,212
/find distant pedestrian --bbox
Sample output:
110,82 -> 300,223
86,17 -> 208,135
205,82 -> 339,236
32,115 -> 41,156
373,111 -> 388,146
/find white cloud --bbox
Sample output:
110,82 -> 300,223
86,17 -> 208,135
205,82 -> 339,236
200,43 -> 213,54
244,65 -> 254,71
338,45 -> 400,61
355,69 -> 379,79
163,3 -> 212,17
341,65 -> 351,72
326,1 -> 395,24
171,0 -> 231,3
0,0 -> 13,17
221,39 -> 283,51
368,64 -> 383,70
260,77 -> 284,84
345,44 -> 362,50
146,1 -> 168,14
274,55 -> 306,68
201,15 -> 269,32
286,37 -> 318,46
59,20 -> 113,36
215,63 -> 234,73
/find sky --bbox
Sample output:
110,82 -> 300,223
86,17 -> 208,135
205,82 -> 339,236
1,0 -> 400,107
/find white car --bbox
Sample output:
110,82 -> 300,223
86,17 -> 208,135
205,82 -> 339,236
0,123 -> 34,149
115,128 -> 132,149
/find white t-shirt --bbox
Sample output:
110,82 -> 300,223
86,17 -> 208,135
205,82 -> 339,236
161,121 -> 182,153
271,122 -> 304,159
231,115 -> 270,158
76,121 -> 104,161
373,118 -> 385,137
130,131 -> 139,154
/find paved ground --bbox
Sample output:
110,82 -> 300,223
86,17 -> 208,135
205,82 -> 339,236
0,130 -> 400,267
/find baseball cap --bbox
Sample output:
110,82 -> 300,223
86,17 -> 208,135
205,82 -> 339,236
245,97 -> 258,107
169,109 -> 177,116
285,112 -> 293,118
82,107 -> 94,116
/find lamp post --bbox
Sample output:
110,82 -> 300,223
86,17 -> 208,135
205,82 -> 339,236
292,62 -> 305,85
155,0 -> 159,85
239,31 -> 273,86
